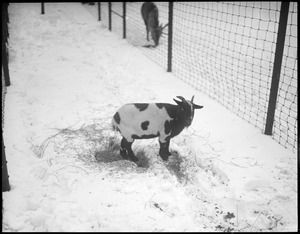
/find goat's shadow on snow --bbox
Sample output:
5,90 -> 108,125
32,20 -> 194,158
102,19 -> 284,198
94,143 -> 186,181
94,149 -> 122,163
94,140 -> 150,169
94,138 -> 122,163
93,136 -> 185,177
133,150 -> 151,169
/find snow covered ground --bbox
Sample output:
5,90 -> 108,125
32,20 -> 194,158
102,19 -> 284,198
2,3 -> 297,232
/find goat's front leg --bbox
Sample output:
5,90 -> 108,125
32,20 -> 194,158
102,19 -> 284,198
120,137 -> 138,162
159,139 -> 171,161
146,23 -> 150,41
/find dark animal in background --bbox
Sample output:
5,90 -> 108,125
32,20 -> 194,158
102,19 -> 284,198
112,96 -> 203,162
81,2 -> 95,5
141,2 -> 168,47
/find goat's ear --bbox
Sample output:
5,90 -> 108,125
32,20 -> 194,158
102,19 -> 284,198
193,104 -> 203,109
173,98 -> 182,106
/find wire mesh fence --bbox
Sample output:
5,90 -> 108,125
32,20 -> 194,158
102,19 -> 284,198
273,2 -> 297,150
173,2 -> 279,132
91,2 -> 298,152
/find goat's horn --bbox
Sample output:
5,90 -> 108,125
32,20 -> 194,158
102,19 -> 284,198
191,95 -> 194,103
162,23 -> 169,29
176,96 -> 186,102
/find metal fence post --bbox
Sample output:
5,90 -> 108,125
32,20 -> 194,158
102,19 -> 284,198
2,45 -> 10,86
41,2 -> 45,14
5,2 -> 9,23
167,2 -> 173,72
108,2 -> 112,31
2,136 -> 10,192
2,2 -> 10,192
2,2 -> 9,38
98,2 -> 101,21
2,2 -> 10,86
264,2 -> 290,135
123,2 -> 126,39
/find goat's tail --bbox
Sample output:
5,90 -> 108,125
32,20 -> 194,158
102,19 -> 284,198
111,118 -> 119,132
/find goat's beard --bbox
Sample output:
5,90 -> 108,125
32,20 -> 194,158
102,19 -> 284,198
184,121 -> 192,128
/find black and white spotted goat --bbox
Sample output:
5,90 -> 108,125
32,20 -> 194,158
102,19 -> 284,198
112,96 -> 203,162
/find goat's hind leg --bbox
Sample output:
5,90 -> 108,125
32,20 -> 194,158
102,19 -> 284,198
145,22 -> 149,41
120,137 -> 128,159
120,137 -> 138,162
146,28 -> 150,41
159,139 -> 171,161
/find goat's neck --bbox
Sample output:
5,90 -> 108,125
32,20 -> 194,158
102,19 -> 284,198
148,14 -> 159,28
170,107 -> 186,138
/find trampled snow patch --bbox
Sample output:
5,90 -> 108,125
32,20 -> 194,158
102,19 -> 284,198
3,3 -> 297,232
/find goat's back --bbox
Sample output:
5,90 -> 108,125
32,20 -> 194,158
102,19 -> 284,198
141,2 -> 159,26
112,103 -> 175,139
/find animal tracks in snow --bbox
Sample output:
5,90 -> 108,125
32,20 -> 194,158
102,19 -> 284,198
230,157 -> 259,168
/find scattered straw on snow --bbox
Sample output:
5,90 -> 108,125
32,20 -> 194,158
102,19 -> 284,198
31,118 -> 236,189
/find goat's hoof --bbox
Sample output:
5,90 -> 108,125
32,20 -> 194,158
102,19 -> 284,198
120,149 -> 128,159
159,149 -> 171,161
159,153 -> 170,161
161,156 -> 169,161
128,152 -> 139,162
128,154 -> 139,162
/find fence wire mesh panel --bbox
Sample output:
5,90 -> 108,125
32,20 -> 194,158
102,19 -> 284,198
111,2 -> 123,35
92,2 -> 297,151
272,2 -> 297,151
173,2 -> 281,134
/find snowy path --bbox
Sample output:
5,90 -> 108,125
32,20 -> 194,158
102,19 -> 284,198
3,3 -> 297,232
